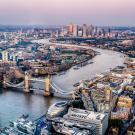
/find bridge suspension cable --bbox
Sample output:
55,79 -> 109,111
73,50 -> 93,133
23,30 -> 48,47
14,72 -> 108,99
50,83 -> 71,95
5,81 -> 24,88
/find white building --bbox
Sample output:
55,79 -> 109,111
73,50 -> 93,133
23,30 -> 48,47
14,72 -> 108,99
1,51 -> 9,61
64,108 -> 109,135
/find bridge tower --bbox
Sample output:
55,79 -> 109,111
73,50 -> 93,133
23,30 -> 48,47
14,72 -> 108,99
2,74 -> 7,88
44,74 -> 52,96
24,72 -> 30,93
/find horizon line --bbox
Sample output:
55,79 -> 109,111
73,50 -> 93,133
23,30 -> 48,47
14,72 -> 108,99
0,24 -> 135,28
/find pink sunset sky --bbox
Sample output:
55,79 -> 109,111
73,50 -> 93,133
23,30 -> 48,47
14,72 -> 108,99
0,0 -> 134,26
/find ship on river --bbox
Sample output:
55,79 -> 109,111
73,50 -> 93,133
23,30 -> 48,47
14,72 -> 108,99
9,115 -> 36,134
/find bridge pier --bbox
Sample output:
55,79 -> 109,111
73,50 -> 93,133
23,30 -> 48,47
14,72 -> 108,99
24,72 -> 30,93
44,75 -> 52,96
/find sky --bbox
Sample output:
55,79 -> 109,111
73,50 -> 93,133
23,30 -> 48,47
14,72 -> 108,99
0,0 -> 134,26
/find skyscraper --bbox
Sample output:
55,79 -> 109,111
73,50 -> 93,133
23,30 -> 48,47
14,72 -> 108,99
87,25 -> 94,37
68,23 -> 73,34
83,24 -> 87,37
73,24 -> 78,37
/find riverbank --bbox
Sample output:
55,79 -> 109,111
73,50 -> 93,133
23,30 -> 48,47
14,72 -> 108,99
30,40 -> 97,76
54,37 -> 135,58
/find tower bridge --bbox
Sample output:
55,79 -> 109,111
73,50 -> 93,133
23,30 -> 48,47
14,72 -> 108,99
3,72 -> 78,99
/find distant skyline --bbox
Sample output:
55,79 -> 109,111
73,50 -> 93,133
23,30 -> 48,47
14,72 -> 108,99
0,0 -> 135,26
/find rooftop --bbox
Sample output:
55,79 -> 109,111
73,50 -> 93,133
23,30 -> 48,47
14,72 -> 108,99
64,108 -> 107,121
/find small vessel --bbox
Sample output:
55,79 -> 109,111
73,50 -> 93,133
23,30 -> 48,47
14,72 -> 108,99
0,127 -> 20,135
73,67 -> 80,70
73,82 -> 80,87
22,114 -> 29,119
96,52 -> 101,55
89,61 -> 94,64
9,115 -> 36,134
58,72 -> 66,76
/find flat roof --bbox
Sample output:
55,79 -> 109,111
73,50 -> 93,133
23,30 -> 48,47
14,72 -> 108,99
65,108 -> 106,121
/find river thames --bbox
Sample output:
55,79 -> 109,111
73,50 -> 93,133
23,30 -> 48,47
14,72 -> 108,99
0,45 -> 125,127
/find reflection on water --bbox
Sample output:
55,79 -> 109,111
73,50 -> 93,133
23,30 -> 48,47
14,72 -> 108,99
0,90 -> 60,127
0,48 -> 124,127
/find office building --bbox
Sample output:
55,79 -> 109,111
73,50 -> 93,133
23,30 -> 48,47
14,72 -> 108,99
117,96 -> 132,109
83,24 -> 87,37
81,88 -> 112,113
73,24 -> 78,37
78,29 -> 83,37
52,117 -> 96,135
87,25 -> 94,37
64,108 -> 109,135
68,23 -> 73,34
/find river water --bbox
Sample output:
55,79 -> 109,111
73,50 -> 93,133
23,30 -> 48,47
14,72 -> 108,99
0,42 -> 125,127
